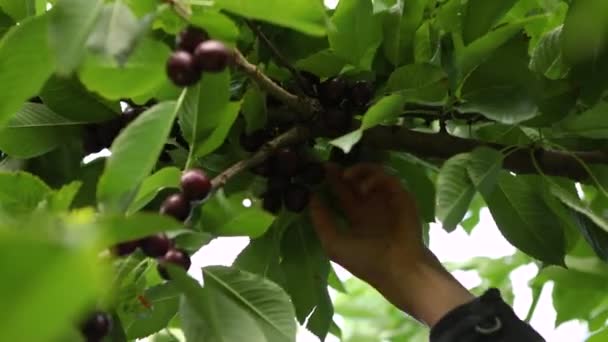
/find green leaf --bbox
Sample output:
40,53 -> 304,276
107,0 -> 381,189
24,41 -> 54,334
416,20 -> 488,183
123,283 -> 180,339
362,94 -> 408,130
190,8 -> 239,43
388,153 -> 436,223
0,9 -> 14,38
535,267 -> 608,325
460,35 -> 539,124
97,101 -> 180,208
87,1 -> 150,64
215,0 -> 327,36
329,130 -> 363,154
382,0 -> 427,66
530,25 -> 569,80
295,49 -> 347,78
571,211 -> 608,262
198,191 -> 274,238
329,0 -> 382,70
178,71 -> 230,144
0,103 -> 81,158
558,101 -> 608,139
48,181 -> 82,212
462,0 -> 519,44
550,184 -> 608,234
457,17 -> 538,80
483,173 -> 566,265
386,63 -> 447,102
280,220 -> 333,341
0,232 -> 104,342
0,0 -> 30,20
205,266 -> 297,341
330,94 -> 406,153
173,266 -> 297,342
234,226 -> 287,287
466,147 -> 503,196
0,14 -> 54,128
0,171 -> 51,214
588,328 -> 608,342
79,38 -> 171,100
127,167 -> 181,214
436,154 -> 476,231
49,0 -> 103,75
97,212 -> 183,247
561,0 -> 608,65
241,83 -> 267,133
193,101 -> 241,158
41,76 -> 119,122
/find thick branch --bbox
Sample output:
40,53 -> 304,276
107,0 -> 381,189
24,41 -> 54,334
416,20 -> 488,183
233,50 -> 321,117
211,126 -> 310,189
364,126 -> 608,181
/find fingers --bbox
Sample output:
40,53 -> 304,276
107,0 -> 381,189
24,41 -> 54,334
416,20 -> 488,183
325,163 -> 359,217
344,163 -> 401,196
309,194 -> 340,252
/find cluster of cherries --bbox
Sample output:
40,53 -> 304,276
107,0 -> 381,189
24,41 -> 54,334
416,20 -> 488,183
317,77 -> 374,136
112,169 -> 212,279
166,26 -> 233,87
240,129 -> 325,213
77,171 -> 211,342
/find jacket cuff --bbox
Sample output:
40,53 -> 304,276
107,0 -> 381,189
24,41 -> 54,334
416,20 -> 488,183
429,288 -> 545,342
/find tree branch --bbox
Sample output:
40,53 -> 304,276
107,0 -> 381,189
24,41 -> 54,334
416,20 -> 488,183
363,126 -> 608,181
233,49 -> 321,117
230,49 -> 608,184
211,126 -> 310,189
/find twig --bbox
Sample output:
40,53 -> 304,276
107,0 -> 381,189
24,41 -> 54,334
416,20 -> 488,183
233,50 -> 321,117
245,20 -> 308,93
211,126 -> 310,189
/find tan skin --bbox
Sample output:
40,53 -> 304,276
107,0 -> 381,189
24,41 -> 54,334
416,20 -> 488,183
310,163 -> 474,327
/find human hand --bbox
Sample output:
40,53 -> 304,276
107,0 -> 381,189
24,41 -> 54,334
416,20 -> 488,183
310,163 -> 425,288
310,163 -> 474,326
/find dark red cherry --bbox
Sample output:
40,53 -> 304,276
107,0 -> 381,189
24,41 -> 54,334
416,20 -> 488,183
181,169 -> 212,201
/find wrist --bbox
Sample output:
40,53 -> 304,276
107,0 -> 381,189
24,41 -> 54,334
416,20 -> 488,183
371,249 -> 475,327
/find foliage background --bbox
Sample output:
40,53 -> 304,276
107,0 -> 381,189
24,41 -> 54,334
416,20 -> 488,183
1,0 -> 608,341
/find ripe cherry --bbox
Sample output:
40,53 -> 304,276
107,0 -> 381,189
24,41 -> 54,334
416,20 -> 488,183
350,81 -> 373,108
160,193 -> 191,221
181,169 -> 212,201
251,157 -> 275,177
262,189 -> 282,214
300,162 -> 325,185
283,183 -> 311,212
140,234 -> 172,258
318,77 -> 348,106
176,26 -> 209,53
166,51 -> 201,87
111,240 -> 140,257
274,148 -> 299,177
300,71 -> 320,96
157,249 -> 192,280
323,108 -> 351,132
193,40 -> 233,73
80,311 -> 112,342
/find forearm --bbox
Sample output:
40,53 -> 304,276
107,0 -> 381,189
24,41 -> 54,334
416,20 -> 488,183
370,249 -> 475,327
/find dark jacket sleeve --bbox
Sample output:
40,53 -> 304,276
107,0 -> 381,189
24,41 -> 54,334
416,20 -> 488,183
429,288 -> 546,342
